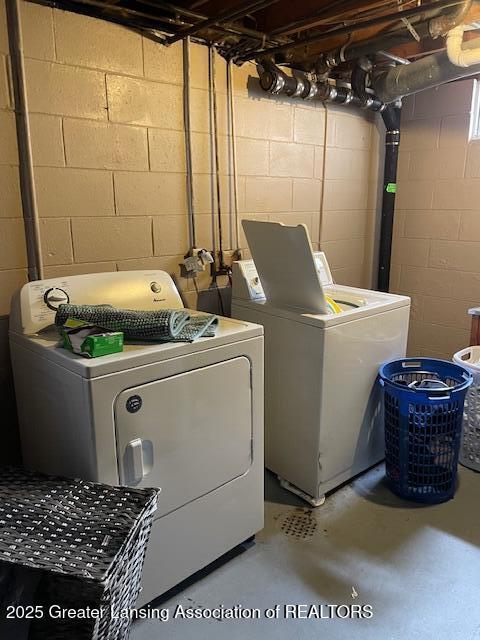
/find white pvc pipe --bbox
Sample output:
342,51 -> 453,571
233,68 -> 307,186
447,25 -> 480,67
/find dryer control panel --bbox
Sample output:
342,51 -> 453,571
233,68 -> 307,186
11,271 -> 184,335
232,252 -> 333,302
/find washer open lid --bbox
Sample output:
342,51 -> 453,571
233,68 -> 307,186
242,220 -> 329,314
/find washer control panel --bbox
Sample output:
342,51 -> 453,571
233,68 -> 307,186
313,252 -> 333,286
13,271 -> 185,335
232,252 -> 333,302
231,260 -> 265,301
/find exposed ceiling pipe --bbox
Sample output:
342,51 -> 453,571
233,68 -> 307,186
271,0 -> 442,40
138,0 -> 284,43
351,58 -> 386,110
37,0 -> 279,44
322,21 -> 433,69
446,24 -> 480,65
268,0 -> 361,37
377,51 -> 410,65
320,0 -> 472,71
258,59 -> 385,110
147,0 -> 205,21
429,0 -> 472,37
373,36 -> 480,102
164,0 -> 282,46
236,0 -> 465,61
44,0 -> 186,30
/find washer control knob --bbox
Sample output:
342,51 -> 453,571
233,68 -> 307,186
252,277 -> 260,286
44,287 -> 70,310
150,281 -> 162,294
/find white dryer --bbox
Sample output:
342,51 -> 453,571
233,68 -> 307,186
9,270 -> 264,605
231,220 -> 410,506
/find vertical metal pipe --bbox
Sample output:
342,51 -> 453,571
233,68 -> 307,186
377,105 -> 401,292
209,47 -> 224,266
207,45 -> 217,260
227,59 -> 240,253
183,37 -> 196,248
6,0 -> 43,280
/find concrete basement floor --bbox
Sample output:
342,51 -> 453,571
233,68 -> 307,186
131,465 -> 480,640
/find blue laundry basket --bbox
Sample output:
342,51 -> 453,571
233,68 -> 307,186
379,358 -> 472,503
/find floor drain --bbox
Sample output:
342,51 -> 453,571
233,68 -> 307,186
279,510 -> 318,541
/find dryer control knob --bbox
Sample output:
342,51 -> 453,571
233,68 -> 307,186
44,287 -> 70,310
150,281 -> 162,294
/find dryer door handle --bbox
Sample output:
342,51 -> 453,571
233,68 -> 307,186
125,438 -> 154,485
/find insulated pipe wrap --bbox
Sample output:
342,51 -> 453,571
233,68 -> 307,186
373,48 -> 480,103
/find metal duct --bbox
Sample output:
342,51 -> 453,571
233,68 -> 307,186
259,60 -> 385,110
373,37 -> 480,103
259,60 -> 318,99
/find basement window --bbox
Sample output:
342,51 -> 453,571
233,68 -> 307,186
470,79 -> 480,141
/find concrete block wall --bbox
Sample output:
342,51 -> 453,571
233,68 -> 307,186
391,78 -> 480,359
0,0 -> 381,462
1,1 -> 380,287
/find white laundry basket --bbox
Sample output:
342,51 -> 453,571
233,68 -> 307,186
453,346 -> 480,471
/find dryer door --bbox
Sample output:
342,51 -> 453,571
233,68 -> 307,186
115,357 -> 252,517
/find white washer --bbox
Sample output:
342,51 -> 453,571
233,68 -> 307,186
9,270 -> 264,605
231,221 -> 410,506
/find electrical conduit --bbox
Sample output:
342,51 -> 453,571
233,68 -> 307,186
6,0 -> 43,280
183,37 -> 196,248
227,60 -> 241,254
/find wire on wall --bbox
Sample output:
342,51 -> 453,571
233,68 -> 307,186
183,36 -> 196,248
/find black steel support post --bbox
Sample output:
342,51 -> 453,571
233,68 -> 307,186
378,105 -> 401,293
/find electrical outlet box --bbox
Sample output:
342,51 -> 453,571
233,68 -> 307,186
182,249 -> 214,275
